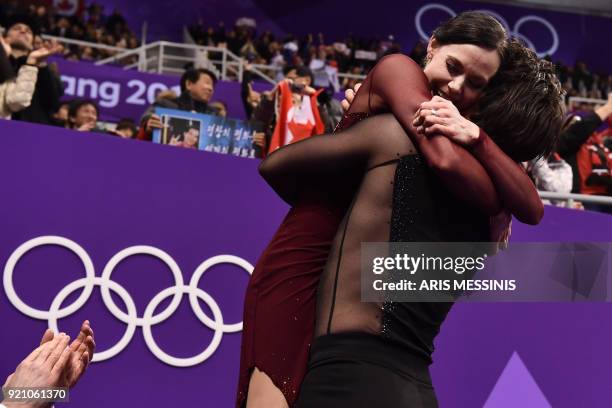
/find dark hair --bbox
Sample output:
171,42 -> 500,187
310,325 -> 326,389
68,99 -> 99,119
6,15 -> 40,36
116,118 -> 137,135
295,66 -> 314,83
471,40 -> 566,162
283,65 -> 297,76
180,68 -> 217,93
432,11 -> 508,62
186,122 -> 200,132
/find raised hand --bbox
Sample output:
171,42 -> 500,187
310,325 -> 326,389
2,333 -> 71,398
340,82 -> 361,112
38,320 -> 96,388
62,320 -> 95,388
26,40 -> 63,66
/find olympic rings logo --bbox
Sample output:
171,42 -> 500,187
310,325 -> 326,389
2,236 -> 253,367
415,4 -> 559,57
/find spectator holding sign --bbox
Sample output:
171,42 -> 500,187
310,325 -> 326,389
138,68 -> 219,141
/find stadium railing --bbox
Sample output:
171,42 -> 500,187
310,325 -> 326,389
44,35 -> 367,85
539,191 -> 612,208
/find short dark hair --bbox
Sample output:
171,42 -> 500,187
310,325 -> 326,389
6,15 -> 40,36
471,40 -> 566,162
433,11 -> 508,61
295,66 -> 314,83
116,118 -> 137,133
180,68 -> 217,93
283,65 -> 297,76
68,99 -> 99,118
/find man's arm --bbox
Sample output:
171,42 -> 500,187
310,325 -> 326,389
259,114 -> 393,205
4,65 -> 38,113
557,113 -> 603,159
35,66 -> 64,113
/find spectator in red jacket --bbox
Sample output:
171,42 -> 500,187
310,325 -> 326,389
577,127 -> 612,213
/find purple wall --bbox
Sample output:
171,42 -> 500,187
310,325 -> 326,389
53,58 -> 257,122
1,119 -> 612,407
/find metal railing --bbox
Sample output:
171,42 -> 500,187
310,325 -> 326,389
94,40 -> 277,84
42,34 -> 127,54
568,96 -> 607,106
539,191 -> 612,208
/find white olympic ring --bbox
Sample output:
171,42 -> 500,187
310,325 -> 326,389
415,3 -> 559,57
3,236 -> 253,367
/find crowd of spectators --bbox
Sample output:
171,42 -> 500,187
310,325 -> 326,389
188,18 -> 404,91
188,18 -> 612,100
0,1 -> 138,61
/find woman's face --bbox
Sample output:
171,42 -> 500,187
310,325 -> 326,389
423,38 -> 500,114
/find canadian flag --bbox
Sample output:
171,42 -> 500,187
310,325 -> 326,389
53,0 -> 84,16
267,81 -> 325,155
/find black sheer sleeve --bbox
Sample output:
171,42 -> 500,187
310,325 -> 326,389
259,114 -> 414,205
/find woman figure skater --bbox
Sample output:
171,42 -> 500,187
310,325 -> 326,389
238,11 -> 564,407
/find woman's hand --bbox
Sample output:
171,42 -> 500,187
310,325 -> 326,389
413,96 -> 480,146
341,82 -> 362,112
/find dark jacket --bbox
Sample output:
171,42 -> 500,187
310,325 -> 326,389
9,55 -> 63,125
557,112 -> 604,193
0,46 -> 14,83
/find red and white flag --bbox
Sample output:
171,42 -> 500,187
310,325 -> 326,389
268,81 -> 325,155
53,0 -> 85,16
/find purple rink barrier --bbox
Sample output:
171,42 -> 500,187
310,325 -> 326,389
1,119 -> 612,407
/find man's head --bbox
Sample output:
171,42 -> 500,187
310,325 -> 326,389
470,39 -> 566,162
5,21 -> 34,52
115,118 -> 137,139
183,124 -> 200,147
288,66 -> 313,88
53,102 -> 71,126
68,100 -> 99,129
180,68 -> 217,103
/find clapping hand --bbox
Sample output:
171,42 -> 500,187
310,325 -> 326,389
2,334 -> 71,408
26,40 -> 63,66
43,321 -> 95,388
340,82 -> 361,111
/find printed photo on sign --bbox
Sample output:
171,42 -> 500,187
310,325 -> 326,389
152,110 -> 203,150
152,108 -> 258,158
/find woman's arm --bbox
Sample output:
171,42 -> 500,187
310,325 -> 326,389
368,54 -> 542,223
415,95 -> 544,224
361,54 -> 500,216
